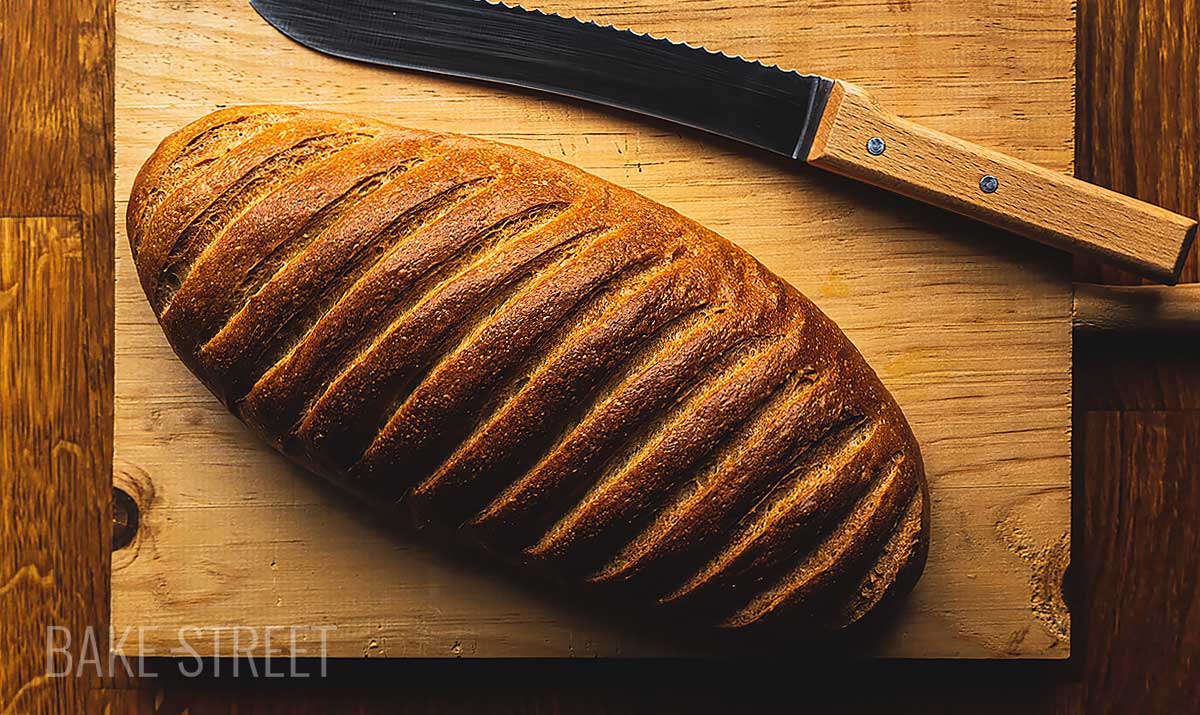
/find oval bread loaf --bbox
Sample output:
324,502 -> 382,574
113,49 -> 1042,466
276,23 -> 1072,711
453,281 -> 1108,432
128,106 -> 929,638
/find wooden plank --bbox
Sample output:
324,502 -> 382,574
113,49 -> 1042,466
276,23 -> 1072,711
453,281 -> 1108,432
0,216 -> 99,713
0,0 -> 114,710
112,0 -> 1074,658
0,1 -> 81,215
1076,0 -> 1200,284
1069,411 -> 1200,712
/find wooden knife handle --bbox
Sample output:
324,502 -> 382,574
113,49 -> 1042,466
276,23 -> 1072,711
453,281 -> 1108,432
806,80 -> 1197,284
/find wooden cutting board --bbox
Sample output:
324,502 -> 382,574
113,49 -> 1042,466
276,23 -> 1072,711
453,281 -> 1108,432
112,0 -> 1075,658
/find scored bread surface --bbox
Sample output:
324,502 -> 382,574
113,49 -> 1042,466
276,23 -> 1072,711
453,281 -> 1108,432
128,106 -> 929,638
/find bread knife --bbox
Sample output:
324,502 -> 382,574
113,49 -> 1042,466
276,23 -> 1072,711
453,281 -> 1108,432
250,0 -> 1197,284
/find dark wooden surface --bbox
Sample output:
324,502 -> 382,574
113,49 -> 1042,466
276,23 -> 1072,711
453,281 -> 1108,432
0,0 -> 1196,712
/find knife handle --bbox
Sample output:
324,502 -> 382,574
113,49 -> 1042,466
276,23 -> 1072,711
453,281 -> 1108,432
806,80 -> 1196,284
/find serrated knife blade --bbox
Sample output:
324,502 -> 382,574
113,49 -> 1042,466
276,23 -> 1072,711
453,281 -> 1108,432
249,0 -> 1197,283
249,0 -> 834,160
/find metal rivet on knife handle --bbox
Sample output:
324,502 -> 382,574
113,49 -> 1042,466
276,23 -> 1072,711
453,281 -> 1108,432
866,137 -> 885,156
980,175 -> 999,193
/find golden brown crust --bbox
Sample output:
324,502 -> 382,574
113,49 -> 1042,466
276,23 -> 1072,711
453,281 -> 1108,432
127,105 -> 929,639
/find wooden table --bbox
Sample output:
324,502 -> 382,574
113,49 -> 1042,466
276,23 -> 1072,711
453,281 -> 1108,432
1,0 -> 1197,712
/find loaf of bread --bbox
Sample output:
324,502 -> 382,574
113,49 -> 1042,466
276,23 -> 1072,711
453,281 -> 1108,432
128,106 -> 928,638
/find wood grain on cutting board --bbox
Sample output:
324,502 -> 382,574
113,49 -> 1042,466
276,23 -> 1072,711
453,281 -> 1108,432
112,0 -> 1074,658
